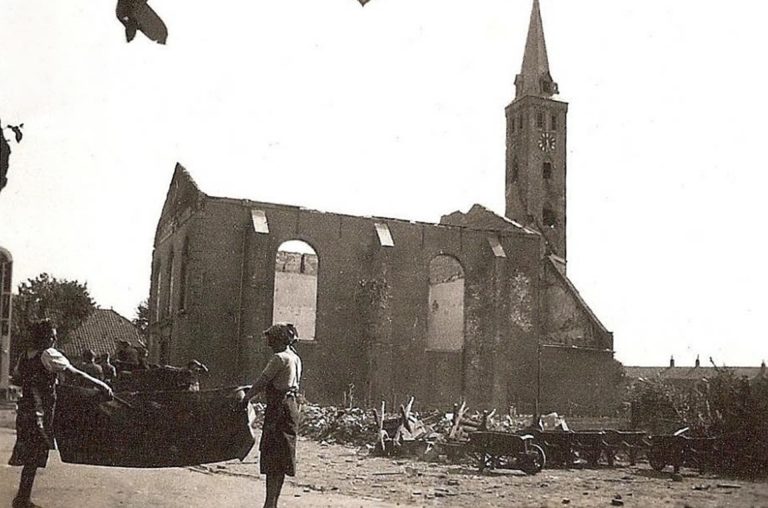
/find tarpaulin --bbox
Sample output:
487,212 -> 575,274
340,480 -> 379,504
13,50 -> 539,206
54,384 -> 255,468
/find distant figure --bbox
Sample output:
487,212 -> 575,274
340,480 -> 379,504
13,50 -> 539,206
99,353 -> 117,385
186,359 -> 209,392
78,349 -> 104,383
136,346 -> 150,370
238,323 -> 302,508
9,319 -> 112,508
115,340 -> 139,372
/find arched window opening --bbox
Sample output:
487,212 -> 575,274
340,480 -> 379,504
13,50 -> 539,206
159,340 -> 170,365
179,238 -> 190,311
543,161 -> 553,180
164,250 -> 175,318
159,328 -> 171,366
543,208 -> 557,228
153,259 -> 162,322
427,255 -> 465,351
273,240 -> 318,340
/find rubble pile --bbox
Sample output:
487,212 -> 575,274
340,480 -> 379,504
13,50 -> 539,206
420,410 -> 453,435
250,402 -> 379,446
484,414 -> 532,433
249,398 -> 530,460
299,405 -> 379,446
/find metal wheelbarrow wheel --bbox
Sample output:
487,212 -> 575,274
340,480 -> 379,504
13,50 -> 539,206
520,444 -> 546,475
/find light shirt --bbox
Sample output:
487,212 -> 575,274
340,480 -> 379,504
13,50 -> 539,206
258,349 -> 302,392
41,348 -> 71,373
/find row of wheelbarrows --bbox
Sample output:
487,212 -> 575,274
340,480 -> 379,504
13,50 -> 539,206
371,399 -> 724,476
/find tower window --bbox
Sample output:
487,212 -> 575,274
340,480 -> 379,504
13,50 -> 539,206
510,118 -> 515,133
543,208 -> 557,227
518,115 -> 523,130
551,114 -> 558,131
543,162 -> 552,180
536,111 -> 544,129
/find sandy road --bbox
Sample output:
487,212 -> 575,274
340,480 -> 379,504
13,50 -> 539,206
3,409 -> 768,508
0,428 -> 401,508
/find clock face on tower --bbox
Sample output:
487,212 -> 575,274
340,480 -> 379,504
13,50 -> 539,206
538,132 -> 556,152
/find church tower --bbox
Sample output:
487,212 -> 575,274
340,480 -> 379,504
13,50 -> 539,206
505,0 -> 568,260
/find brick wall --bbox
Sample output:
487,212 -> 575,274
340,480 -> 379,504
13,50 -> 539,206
147,166 -> 616,414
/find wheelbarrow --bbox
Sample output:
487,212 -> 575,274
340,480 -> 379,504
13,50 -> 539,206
468,431 -> 546,475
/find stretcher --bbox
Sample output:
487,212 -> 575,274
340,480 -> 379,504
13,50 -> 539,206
54,384 -> 255,468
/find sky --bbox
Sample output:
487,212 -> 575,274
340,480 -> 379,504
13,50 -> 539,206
1,0 -> 767,367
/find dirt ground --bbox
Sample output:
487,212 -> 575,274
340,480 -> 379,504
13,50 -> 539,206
214,431 -> 768,507
3,408 -> 768,507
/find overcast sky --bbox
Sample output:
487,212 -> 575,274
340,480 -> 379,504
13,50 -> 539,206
1,0 -> 766,367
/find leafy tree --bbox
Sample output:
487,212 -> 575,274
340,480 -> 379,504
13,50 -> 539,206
11,273 -> 96,358
132,299 -> 149,342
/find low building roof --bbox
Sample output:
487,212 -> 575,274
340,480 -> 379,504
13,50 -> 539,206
59,308 -> 143,360
625,365 -> 764,381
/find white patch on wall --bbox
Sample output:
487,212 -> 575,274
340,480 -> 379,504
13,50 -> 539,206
251,209 -> 269,234
374,222 -> 394,247
487,234 -> 506,258
510,272 -> 533,332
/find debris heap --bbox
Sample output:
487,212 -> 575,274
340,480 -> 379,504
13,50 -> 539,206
251,402 -> 379,446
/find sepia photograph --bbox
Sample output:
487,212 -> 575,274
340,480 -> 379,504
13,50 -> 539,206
1,1 -> 767,506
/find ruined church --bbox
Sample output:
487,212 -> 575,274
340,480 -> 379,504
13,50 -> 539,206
147,1 -> 617,413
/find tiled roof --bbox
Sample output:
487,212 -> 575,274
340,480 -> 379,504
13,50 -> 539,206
625,365 -> 764,381
59,308 -> 143,360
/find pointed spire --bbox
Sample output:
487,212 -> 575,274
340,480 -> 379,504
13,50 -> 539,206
515,0 -> 558,99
